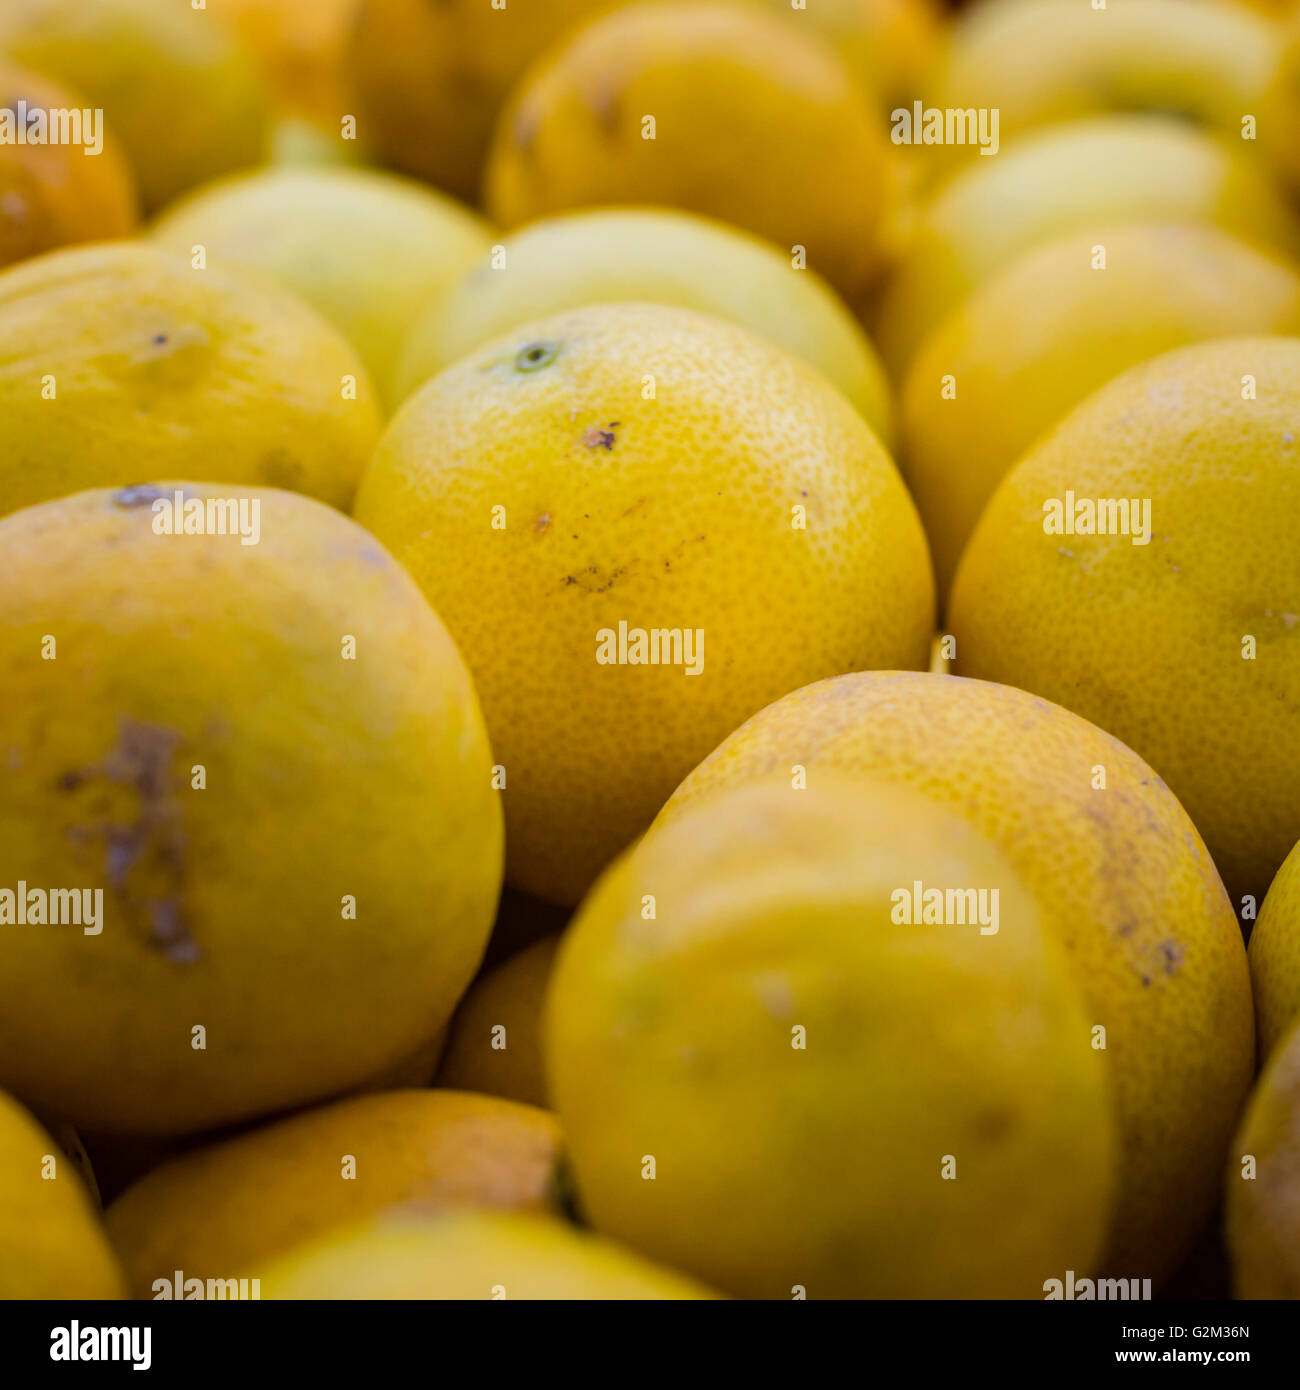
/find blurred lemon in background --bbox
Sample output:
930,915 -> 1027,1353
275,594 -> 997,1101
394,207 -> 893,442
153,165 -> 492,414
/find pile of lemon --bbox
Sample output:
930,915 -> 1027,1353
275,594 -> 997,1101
1,0 -> 1299,1303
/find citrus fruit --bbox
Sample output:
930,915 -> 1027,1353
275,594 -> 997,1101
657,671 -> 1254,1282
105,1090 -> 561,1296
749,0 -> 944,108
0,0 -> 270,212
0,483 -> 503,1134
550,774 -> 1116,1298
353,301 -> 934,905
1226,1013 -> 1300,1297
876,114 -> 1300,378
0,243 -> 381,518
437,936 -> 561,1109
0,1089 -> 125,1298
933,0 -> 1276,173
951,336 -> 1300,907
152,165 -> 493,414
346,0 -> 610,202
484,1 -> 896,305
0,62 -> 138,269
214,0 -> 359,129
394,207 -> 892,442
258,1210 -> 719,1299
901,222 -> 1300,598
1249,836 -> 1300,1060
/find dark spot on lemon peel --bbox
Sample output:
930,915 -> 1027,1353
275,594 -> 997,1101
583,425 -> 616,450
62,718 -> 200,964
152,333 -> 168,347
973,1107 -> 1016,1142
113,484 -> 168,509
515,340 -> 560,373
1161,940 -> 1185,975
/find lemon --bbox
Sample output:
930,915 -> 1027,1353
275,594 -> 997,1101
0,0 -> 270,212
551,774 -> 1115,1298
951,336 -> 1300,907
0,63 -> 138,269
259,1210 -> 718,1299
902,222 -> 1300,599
394,207 -> 893,442
748,0 -> 944,108
437,936 -> 561,1109
105,1090 -> 560,1296
484,2 -> 896,306
1264,12 -> 1300,195
1226,1013 -> 1300,1297
354,302 -> 933,905
214,0 -> 359,129
346,0 -> 610,202
933,0 -> 1277,175
0,1090 -> 125,1297
0,243 -> 380,518
876,114 -> 1300,378
0,483 -> 503,1134
1250,838 -> 1300,1059
657,671 -> 1254,1282
152,166 -> 493,414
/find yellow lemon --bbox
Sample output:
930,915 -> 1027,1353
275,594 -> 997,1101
152,166 -> 493,414
214,0 -> 359,129
438,936 -> 561,1109
1226,1013 -> 1300,1297
749,0 -> 945,108
0,483 -> 503,1135
0,63 -> 138,269
354,302 -> 933,905
1250,837 -> 1300,1059
0,0 -> 270,212
951,336 -> 1300,907
0,243 -> 381,518
346,0 -> 611,203
551,774 -> 1116,1298
394,207 -> 892,442
932,0 -> 1277,176
876,114 -> 1300,379
657,671 -> 1253,1283
259,1210 -> 719,1299
484,1 -> 896,306
105,1090 -> 561,1296
902,222 -> 1300,599
0,1089 -> 125,1298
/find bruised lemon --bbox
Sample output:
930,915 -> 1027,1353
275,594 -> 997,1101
258,1210 -> 718,1299
0,63 -> 138,268
550,775 -> 1116,1298
354,302 -> 933,905
152,166 -> 493,414
657,671 -> 1253,1283
951,336 -> 1300,907
0,243 -> 380,518
0,484 -> 502,1135
105,1090 -> 560,1296
0,0 -> 269,211
484,1 -> 896,305
0,1089 -> 125,1297
394,208 -> 892,442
